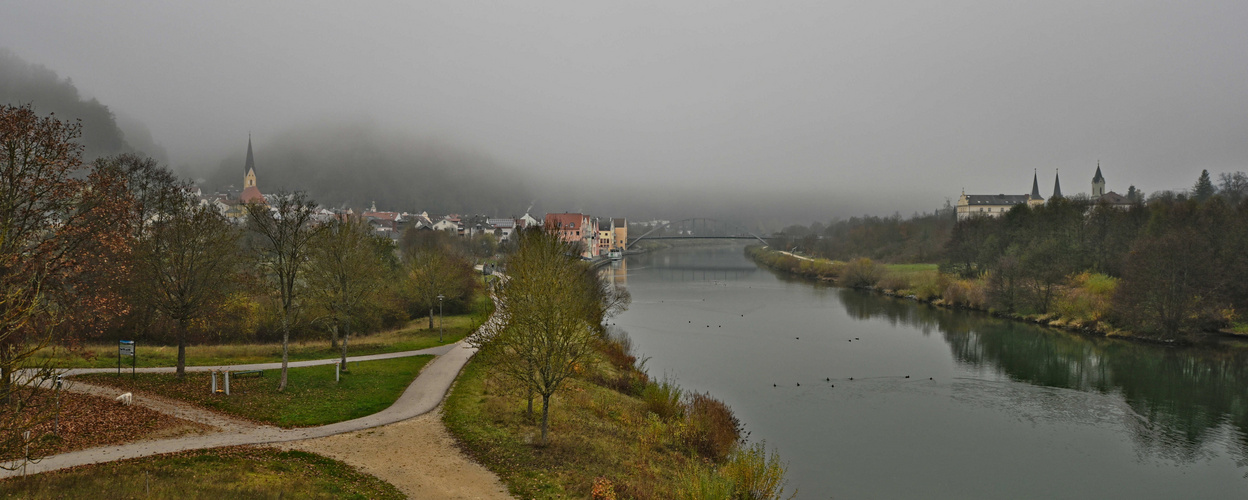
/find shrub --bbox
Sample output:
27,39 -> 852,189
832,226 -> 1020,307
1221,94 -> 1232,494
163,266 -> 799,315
1054,272 -> 1118,322
839,258 -> 883,288
683,392 -> 742,463
591,477 -> 618,500
943,278 -> 987,308
911,272 -> 949,300
877,274 -> 910,292
721,442 -> 792,500
642,377 -> 686,421
675,464 -> 735,500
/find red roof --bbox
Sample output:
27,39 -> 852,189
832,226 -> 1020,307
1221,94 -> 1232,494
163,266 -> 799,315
545,213 -> 585,230
240,185 -> 265,204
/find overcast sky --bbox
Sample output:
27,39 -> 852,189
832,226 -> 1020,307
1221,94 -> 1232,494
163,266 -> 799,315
4,1 -> 1246,217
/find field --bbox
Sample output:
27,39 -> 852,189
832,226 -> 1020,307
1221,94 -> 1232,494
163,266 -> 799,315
78,356 -> 431,427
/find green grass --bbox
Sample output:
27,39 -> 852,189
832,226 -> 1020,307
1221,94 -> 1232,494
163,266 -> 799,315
444,353 -> 712,499
77,356 -> 432,427
884,263 -> 939,273
0,446 -> 403,499
36,298 -> 490,369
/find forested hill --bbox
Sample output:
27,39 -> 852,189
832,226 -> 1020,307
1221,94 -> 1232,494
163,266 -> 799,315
0,48 -> 166,162
204,122 -> 535,216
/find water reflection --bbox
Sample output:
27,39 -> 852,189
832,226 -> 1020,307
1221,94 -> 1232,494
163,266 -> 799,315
834,288 -> 1248,465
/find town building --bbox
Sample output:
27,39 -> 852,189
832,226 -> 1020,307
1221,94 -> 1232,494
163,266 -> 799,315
612,218 -> 628,252
955,171 -> 1047,220
545,212 -> 596,258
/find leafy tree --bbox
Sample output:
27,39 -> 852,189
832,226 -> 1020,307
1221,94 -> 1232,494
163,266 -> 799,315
136,200 -> 241,377
306,218 -> 387,369
1193,169 -> 1215,201
1,104 -> 133,465
474,230 -> 606,444
246,191 -> 322,391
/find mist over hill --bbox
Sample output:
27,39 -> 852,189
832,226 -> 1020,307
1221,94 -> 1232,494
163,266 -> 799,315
0,48 -> 166,162
204,122 -> 535,216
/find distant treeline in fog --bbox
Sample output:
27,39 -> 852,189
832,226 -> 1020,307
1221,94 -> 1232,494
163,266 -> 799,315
0,48 -> 166,162
205,122 -> 535,216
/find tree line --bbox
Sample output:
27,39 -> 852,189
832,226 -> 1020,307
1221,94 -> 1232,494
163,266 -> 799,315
768,169 -> 1248,338
1,104 -> 485,452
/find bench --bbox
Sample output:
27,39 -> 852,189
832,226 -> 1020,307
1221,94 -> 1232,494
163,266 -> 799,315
231,369 -> 264,377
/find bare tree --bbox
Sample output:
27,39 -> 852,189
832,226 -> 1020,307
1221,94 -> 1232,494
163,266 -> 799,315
404,248 -> 472,330
476,230 -> 603,444
306,217 -> 386,369
245,191 -> 321,391
138,201 -> 241,377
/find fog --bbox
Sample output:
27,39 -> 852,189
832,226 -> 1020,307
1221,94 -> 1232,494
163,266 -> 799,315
3,1 -> 1247,223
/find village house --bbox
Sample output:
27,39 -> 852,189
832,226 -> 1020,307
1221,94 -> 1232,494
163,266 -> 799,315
612,218 -> 628,252
545,212 -> 597,258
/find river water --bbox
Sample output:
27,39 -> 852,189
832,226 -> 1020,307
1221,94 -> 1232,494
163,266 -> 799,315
609,244 -> 1248,499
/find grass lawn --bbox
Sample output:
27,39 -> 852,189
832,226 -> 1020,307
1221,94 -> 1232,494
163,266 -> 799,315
77,356 -> 432,427
443,356 -> 697,499
0,446 -> 403,499
36,297 -> 490,369
884,263 -> 939,273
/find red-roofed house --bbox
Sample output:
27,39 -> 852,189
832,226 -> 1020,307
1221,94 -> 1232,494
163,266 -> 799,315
544,213 -> 598,258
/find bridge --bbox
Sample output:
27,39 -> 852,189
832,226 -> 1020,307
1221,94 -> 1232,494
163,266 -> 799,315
625,218 -> 772,250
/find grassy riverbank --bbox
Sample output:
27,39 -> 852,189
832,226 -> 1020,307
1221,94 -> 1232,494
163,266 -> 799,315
444,332 -> 789,499
746,245 -> 1166,342
77,356 -> 431,427
0,447 -> 403,499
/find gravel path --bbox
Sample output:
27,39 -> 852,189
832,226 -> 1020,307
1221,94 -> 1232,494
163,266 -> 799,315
281,409 -> 511,499
0,341 -> 479,480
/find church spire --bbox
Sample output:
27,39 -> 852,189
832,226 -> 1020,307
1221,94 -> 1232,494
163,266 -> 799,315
244,134 -> 256,176
1030,169 -> 1044,200
1052,169 -> 1063,199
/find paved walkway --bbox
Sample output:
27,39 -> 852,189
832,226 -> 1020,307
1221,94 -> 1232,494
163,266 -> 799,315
0,342 -> 477,478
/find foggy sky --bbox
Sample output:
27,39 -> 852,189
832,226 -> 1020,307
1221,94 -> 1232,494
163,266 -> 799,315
4,1 -> 1247,219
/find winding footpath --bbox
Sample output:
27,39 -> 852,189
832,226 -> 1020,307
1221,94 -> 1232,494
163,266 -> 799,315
0,341 -> 481,480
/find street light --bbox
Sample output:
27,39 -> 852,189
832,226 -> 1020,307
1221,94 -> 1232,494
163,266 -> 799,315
437,294 -> 445,342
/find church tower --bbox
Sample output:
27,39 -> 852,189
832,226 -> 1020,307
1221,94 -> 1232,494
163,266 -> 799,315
1052,169 -> 1063,199
240,136 -> 265,204
1092,161 -> 1106,198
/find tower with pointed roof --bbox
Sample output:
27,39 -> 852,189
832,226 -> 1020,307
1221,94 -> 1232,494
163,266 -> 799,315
1092,161 -> 1106,198
1030,169 -> 1044,202
240,136 -> 265,204
1052,169 -> 1063,199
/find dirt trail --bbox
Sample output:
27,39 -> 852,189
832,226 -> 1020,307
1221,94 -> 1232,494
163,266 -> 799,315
281,408 -> 512,500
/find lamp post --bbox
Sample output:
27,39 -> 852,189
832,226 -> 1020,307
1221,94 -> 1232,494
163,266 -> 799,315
437,294 -> 445,342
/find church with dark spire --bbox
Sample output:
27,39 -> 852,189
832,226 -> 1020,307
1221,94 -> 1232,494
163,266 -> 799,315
956,163 -> 1136,220
239,136 -> 265,204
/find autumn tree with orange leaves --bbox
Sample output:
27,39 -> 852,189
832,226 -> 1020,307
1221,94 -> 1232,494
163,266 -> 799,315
0,104 -> 133,466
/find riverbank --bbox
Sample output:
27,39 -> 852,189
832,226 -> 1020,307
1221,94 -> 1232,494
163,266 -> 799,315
746,245 -> 1238,345
443,329 -> 789,499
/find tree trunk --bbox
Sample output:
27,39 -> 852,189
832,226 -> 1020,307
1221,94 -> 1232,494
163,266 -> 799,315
429,307 -> 435,329
540,393 -> 551,445
176,318 -> 188,378
339,318 -> 350,371
329,323 -> 339,349
526,386 -> 534,420
1,351 -> 11,405
279,311 -> 290,391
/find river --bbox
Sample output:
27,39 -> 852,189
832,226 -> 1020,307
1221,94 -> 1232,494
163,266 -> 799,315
609,243 -> 1248,499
